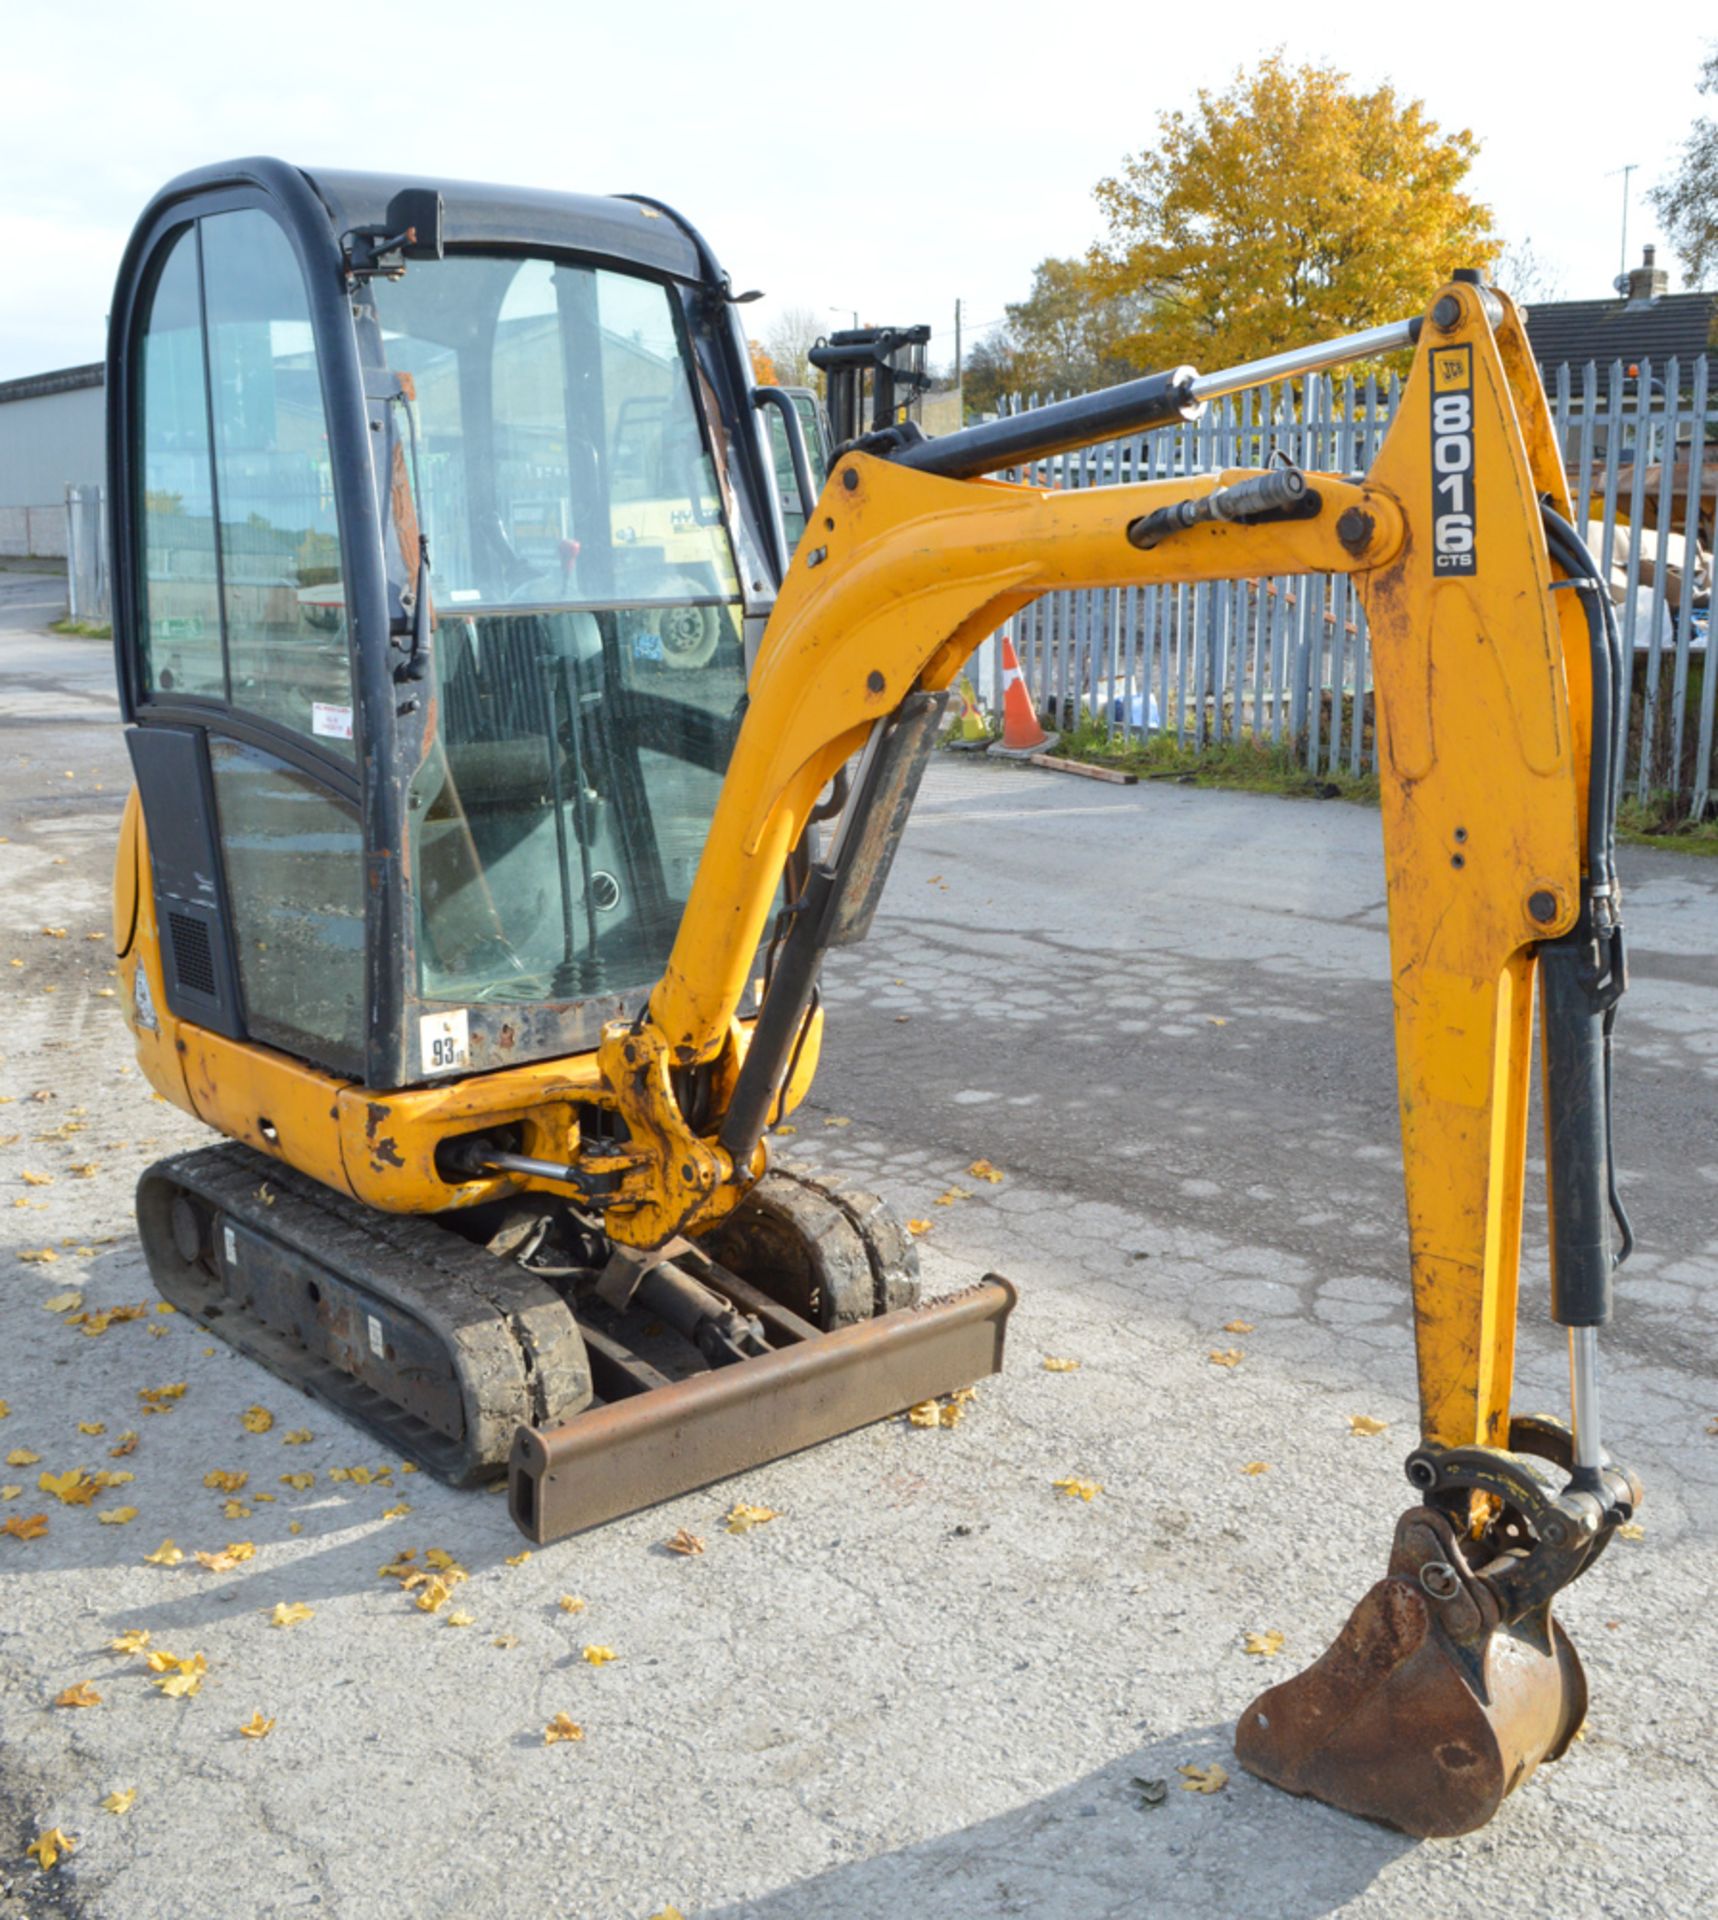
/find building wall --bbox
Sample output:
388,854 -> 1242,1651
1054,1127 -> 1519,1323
0,380 -> 106,517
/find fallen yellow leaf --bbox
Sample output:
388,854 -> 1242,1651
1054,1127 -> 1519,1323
41,1291 -> 83,1313
1618,1521 -> 1645,1541
1041,1356 -> 1081,1372
76,1422 -> 105,1436
55,1682 -> 102,1708
1223,1320 -> 1255,1334
967,1159 -> 1004,1183
268,1602 -> 314,1629
1241,1461 -> 1271,1476
152,1653 -> 208,1698
381,1503 -> 411,1519
664,1529 -> 704,1556
493,1635 -> 520,1649
98,1506 -> 139,1527
109,1629 -> 151,1655
193,1542 -> 254,1572
239,1712 -> 274,1739
282,1430 -> 313,1445
1208,1349 -> 1244,1368
138,1383 -> 186,1405
724,1502 -> 779,1534
1349,1415 -> 1388,1437
1,1487 -> 18,1501
905,1220 -> 933,1236
280,1473 -> 314,1491
0,1401 -> 7,1419
27,1828 -> 75,1870
1052,1477 -> 1102,1502
424,1549 -> 459,1570
544,1712 -> 585,1744
109,1432 -> 139,1457
241,1406 -> 274,1435
1244,1630 -> 1285,1658
414,1577 -> 454,1614
934,1186 -> 971,1206
558,1595 -> 587,1614
101,1789 -> 136,1816
1178,1762 -> 1228,1794
822,1115 -> 852,1128
21,1171 -> 54,1187
445,1611 -> 475,1628
6,1449 -> 41,1466
204,1469 -> 248,1494
17,1248 -> 59,1264
582,1644 -> 618,1667
504,1550 -> 532,1568
1,1512 -> 48,1541
143,1538 -> 184,1566
38,1469 -> 97,1506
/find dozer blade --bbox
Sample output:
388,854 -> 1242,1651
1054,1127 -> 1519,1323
1235,1504 -> 1587,1838
510,1277 -> 1016,1543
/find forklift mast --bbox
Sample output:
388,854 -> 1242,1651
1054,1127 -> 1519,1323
810,323 -> 933,447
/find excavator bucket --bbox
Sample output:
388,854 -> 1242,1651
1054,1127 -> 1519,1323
1236,1503 -> 1588,1837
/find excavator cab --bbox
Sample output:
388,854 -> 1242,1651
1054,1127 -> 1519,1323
111,165 -> 788,1088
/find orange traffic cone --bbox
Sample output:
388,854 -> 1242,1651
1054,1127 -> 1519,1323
988,630 -> 1058,758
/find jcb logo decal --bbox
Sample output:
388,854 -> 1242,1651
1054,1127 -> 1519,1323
1429,344 -> 1476,575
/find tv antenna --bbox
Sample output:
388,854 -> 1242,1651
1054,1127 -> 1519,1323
1606,163 -> 1638,289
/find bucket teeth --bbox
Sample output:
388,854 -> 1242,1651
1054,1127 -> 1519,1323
1235,1507 -> 1588,1837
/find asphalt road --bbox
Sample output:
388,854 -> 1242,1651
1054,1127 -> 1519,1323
1,591 -> 1714,1919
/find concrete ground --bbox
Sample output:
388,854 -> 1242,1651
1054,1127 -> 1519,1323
1,582 -> 1714,1918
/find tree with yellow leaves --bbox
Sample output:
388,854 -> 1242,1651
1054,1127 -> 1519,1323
1089,53 -> 1498,370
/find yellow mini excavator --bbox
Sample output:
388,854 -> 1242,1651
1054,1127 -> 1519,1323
107,159 -> 1639,1838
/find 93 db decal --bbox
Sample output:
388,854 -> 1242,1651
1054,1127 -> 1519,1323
420,1008 -> 470,1075
1430,344 -> 1477,575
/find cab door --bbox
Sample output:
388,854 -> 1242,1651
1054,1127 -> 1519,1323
119,205 -> 368,1078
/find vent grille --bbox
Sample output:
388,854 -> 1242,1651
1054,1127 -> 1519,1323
167,911 -> 216,998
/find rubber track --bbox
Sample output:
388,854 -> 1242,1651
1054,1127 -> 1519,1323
135,1143 -> 592,1485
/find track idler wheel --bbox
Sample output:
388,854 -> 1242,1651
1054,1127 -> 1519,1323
1235,1504 -> 1587,1837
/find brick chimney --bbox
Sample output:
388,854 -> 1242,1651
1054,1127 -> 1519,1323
1624,244 -> 1669,306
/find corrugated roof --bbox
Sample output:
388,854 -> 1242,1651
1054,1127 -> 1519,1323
1523,292 -> 1718,376
0,362 -> 104,405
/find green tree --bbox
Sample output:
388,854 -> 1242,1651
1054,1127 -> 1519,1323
960,330 -> 1021,418
1651,44 -> 1718,285
1090,53 -> 1497,368
1003,257 -> 1150,394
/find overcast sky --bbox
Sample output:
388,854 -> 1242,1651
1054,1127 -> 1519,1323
0,1 -> 1711,384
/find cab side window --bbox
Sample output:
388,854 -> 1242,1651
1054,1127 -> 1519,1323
137,228 -> 224,701
201,209 -> 354,753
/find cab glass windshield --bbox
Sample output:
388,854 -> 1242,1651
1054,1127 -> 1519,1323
371,257 -> 751,1012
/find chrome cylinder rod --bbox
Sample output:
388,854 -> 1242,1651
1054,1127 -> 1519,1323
1569,1326 -> 1603,1473
1188,319 -> 1421,406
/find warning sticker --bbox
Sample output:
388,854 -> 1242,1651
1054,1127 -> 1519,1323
1429,344 -> 1476,576
420,1008 -> 470,1076
312,703 -> 354,740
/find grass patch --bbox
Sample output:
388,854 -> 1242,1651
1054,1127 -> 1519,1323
1053,711 -> 1380,806
1617,793 -> 1718,857
1050,711 -> 1716,852
48,615 -> 111,639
